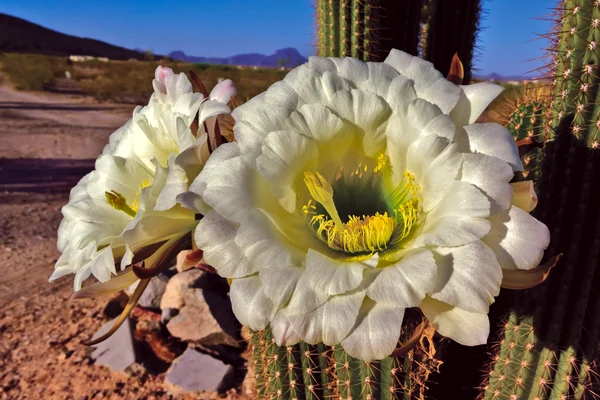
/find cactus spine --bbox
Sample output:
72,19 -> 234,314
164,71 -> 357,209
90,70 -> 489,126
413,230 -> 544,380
505,87 -> 552,185
316,0 -> 481,80
247,314 -> 438,399
422,0 -> 482,83
482,1 -> 600,399
316,0 -> 424,61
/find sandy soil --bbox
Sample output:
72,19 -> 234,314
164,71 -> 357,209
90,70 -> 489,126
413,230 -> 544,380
0,87 -> 240,399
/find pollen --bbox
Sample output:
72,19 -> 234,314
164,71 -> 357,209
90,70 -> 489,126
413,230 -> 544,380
105,190 -> 137,218
106,179 -> 151,217
310,212 -> 397,254
304,166 -> 422,255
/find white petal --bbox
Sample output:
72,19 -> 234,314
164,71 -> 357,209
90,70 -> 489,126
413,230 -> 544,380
341,298 -> 405,361
384,49 -> 460,114
328,89 -> 391,156
271,289 -> 365,346
209,79 -> 237,103
195,210 -> 259,278
154,154 -> 189,211
426,181 -> 492,220
450,82 -> 505,127
90,246 -> 116,282
256,130 -> 318,212
463,123 -> 523,171
198,99 -> 231,126
284,103 -> 347,144
405,134 -> 461,212
408,217 -> 491,249
200,149 -> 255,222
230,276 -> 276,331
304,249 -> 371,296
420,296 -> 489,346
408,181 -> 492,249
461,153 -> 513,214
259,266 -> 303,308
236,209 -> 301,271
366,249 -> 436,307
431,241 -> 502,313
483,206 -> 550,270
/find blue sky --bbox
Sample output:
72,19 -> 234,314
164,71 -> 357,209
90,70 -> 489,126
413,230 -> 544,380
2,0 -> 554,76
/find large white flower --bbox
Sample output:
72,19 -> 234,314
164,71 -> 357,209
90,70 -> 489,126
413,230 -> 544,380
190,50 -> 550,361
51,67 -> 235,290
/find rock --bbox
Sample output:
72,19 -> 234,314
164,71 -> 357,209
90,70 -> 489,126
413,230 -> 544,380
134,319 -> 185,363
137,275 -> 168,309
160,269 -> 206,310
166,288 -> 240,347
90,318 -> 137,372
165,348 -> 235,393
161,308 -> 178,324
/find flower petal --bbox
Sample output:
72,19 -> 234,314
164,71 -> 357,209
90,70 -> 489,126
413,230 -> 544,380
209,79 -> 237,104
450,82 -> 505,127
463,123 -> 523,171
305,249 -> 371,296
430,241 -> 502,313
195,210 -> 259,278
367,249 -> 436,307
510,181 -> 538,213
420,296 -> 489,346
461,153 -> 513,214
259,265 -> 303,308
483,206 -> 550,270
384,49 -> 460,114
230,276 -> 276,331
341,298 -> 405,361
271,289 -> 365,346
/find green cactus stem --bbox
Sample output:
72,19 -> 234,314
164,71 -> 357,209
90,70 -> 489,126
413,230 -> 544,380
422,0 -> 482,83
247,312 -> 438,399
481,1 -> 600,399
317,0 -> 423,61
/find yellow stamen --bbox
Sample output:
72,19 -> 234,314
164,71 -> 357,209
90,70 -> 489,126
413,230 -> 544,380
129,180 -> 151,212
105,190 -> 137,218
373,154 -> 387,173
303,171 -> 344,230
310,212 -> 397,254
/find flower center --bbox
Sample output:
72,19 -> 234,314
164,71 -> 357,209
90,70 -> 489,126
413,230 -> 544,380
105,179 -> 151,217
303,162 -> 422,255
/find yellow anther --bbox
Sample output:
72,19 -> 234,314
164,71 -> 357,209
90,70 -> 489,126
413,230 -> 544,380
310,212 -> 396,254
105,190 -> 137,218
304,171 -> 344,230
373,154 -> 387,172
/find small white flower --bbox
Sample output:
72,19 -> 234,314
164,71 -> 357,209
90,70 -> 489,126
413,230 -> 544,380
190,50 -> 550,361
51,67 -> 233,290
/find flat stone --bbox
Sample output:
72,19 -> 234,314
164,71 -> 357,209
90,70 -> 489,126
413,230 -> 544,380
166,288 -> 240,347
137,274 -> 168,309
160,269 -> 206,310
91,318 -> 136,372
165,348 -> 235,393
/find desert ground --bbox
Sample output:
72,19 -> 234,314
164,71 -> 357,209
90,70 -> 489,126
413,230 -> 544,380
0,85 -> 230,399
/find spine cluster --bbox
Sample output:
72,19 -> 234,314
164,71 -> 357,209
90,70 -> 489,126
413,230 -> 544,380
482,1 -> 600,399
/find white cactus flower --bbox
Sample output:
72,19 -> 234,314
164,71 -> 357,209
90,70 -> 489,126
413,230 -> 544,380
190,50 -> 550,361
51,67 -> 234,291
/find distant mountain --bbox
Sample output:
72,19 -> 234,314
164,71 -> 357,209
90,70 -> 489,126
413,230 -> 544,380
474,72 -> 542,82
0,13 -> 156,60
169,47 -> 308,68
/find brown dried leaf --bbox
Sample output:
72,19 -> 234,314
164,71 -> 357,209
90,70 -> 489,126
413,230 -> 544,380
501,254 -> 562,290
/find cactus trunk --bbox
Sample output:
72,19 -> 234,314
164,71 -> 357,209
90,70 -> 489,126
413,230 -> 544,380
316,0 -> 423,61
481,1 -> 600,399
422,0 -> 481,83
